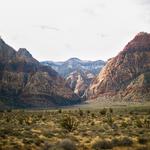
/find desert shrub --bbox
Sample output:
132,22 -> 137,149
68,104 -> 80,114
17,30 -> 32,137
144,118 -> 150,128
109,108 -> 113,114
136,119 -> 143,128
7,109 -> 12,112
25,116 -> 33,125
106,113 -> 114,126
86,110 -> 90,115
112,137 -> 133,147
136,117 -> 150,128
121,121 -> 128,128
60,115 -> 78,132
138,137 -> 148,144
100,108 -> 107,115
0,109 -> 4,113
91,121 -> 95,126
34,138 -> 44,146
6,117 -> 11,122
92,139 -> 113,150
120,137 -> 133,146
43,142 -> 55,150
58,139 -> 77,150
23,138 -> 35,144
129,110 -> 134,115
91,113 -> 95,118
58,109 -> 62,113
78,109 -> 83,116
43,130 -> 54,138
0,128 -> 15,136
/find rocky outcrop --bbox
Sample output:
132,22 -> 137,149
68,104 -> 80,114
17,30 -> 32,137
0,38 -> 80,108
65,70 -> 95,97
87,32 -> 150,101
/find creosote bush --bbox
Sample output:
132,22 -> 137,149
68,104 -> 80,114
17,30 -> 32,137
109,108 -> 113,114
100,108 -> 107,115
138,137 -> 148,144
144,118 -> 150,128
92,139 -> 113,150
58,139 -> 77,150
58,109 -> 62,113
112,137 -> 133,147
136,118 -> 143,128
78,108 -> 83,116
60,115 -> 78,132
106,113 -> 114,126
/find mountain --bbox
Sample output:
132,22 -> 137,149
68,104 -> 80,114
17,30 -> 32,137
0,38 -> 80,108
87,32 -> 150,101
65,70 -> 95,97
41,58 -> 105,97
41,58 -> 105,77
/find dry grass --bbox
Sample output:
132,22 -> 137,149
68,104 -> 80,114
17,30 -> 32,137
0,104 -> 150,150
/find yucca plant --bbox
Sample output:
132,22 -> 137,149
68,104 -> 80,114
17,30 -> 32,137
60,115 -> 78,132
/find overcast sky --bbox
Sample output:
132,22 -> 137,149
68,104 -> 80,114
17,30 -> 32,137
0,0 -> 150,61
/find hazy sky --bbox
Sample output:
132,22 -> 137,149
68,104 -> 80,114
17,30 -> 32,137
0,0 -> 150,61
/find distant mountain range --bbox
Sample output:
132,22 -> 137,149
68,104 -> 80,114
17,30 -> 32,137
41,58 -> 105,97
41,58 -> 105,77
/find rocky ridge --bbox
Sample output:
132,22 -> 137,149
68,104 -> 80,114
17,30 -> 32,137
87,32 -> 150,101
0,38 -> 80,108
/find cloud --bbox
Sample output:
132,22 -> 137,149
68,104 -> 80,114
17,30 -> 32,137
136,0 -> 150,23
82,8 -> 97,16
65,43 -> 72,49
96,33 -> 108,38
36,25 -> 60,31
139,0 -> 150,5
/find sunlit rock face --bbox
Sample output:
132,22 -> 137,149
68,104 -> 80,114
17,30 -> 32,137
65,70 -> 95,97
87,32 -> 150,101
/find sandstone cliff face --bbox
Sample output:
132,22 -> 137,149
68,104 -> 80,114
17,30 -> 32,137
65,70 -> 95,97
87,32 -> 150,101
121,72 -> 150,101
0,38 -> 80,108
